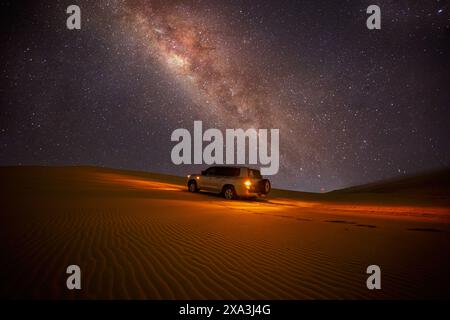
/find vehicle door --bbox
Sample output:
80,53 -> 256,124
222,167 -> 242,191
202,167 -> 217,191
211,167 -> 227,192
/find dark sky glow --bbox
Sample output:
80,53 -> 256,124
1,0 -> 449,191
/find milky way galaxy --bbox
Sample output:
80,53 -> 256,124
1,0 -> 450,191
117,0 -> 314,182
121,0 -> 285,127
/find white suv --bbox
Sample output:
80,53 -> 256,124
186,166 -> 271,200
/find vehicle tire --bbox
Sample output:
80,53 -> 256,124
188,180 -> 198,192
262,179 -> 271,194
223,185 -> 236,200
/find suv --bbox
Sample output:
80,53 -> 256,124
186,166 -> 271,200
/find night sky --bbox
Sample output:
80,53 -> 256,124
1,0 -> 449,192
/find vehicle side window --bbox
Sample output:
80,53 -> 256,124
249,169 -> 262,179
206,167 -> 216,176
215,167 -> 226,176
230,168 -> 240,176
220,167 -> 240,177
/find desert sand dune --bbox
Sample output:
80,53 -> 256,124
0,166 -> 449,299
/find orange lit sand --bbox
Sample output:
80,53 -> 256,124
0,166 -> 449,299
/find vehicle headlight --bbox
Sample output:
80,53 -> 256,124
244,180 -> 252,189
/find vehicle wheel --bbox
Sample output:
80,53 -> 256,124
263,179 -> 271,194
223,185 -> 236,200
188,180 -> 198,192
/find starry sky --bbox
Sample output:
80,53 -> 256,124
1,0 -> 449,192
